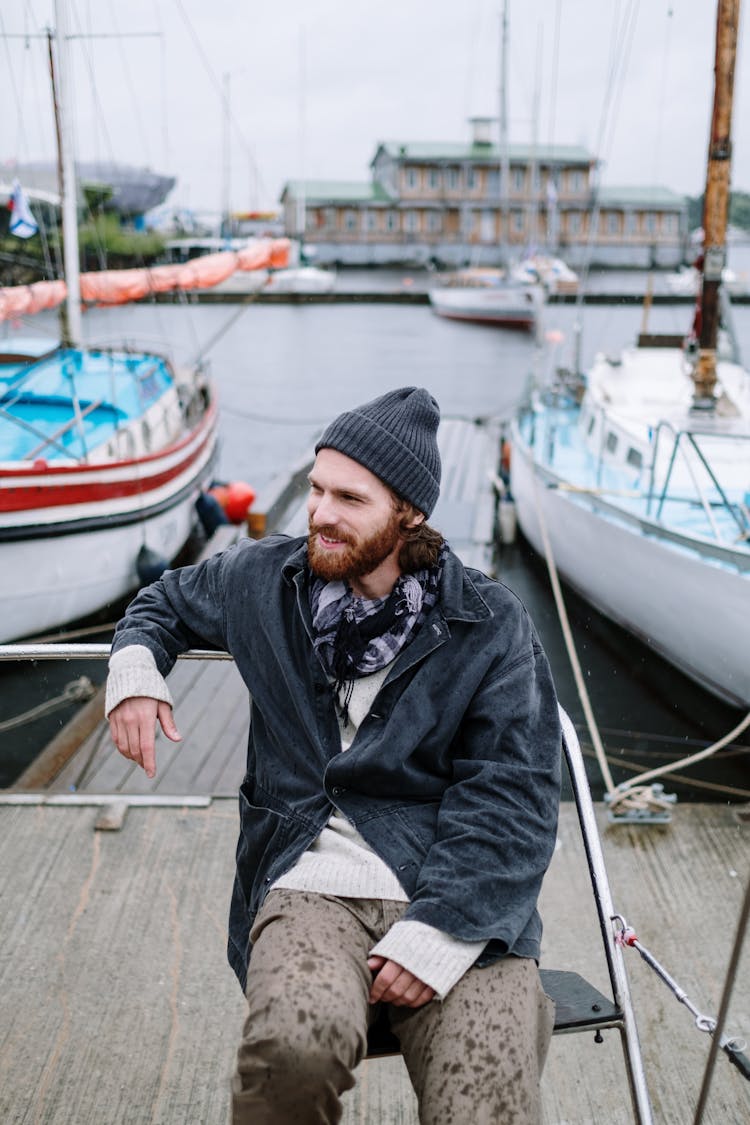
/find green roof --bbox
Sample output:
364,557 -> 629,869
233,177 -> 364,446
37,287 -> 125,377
597,185 -> 688,207
373,141 -> 595,165
279,180 -> 393,204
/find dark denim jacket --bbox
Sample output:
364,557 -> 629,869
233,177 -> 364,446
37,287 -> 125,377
112,535 -> 561,989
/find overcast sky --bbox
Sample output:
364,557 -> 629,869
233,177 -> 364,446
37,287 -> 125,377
2,0 -> 749,217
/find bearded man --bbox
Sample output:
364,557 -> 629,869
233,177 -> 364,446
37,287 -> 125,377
106,386 -> 561,1125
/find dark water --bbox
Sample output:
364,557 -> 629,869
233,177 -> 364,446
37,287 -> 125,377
2,293 -> 749,799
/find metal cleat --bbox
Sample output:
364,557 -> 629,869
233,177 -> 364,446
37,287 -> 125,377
604,783 -> 678,825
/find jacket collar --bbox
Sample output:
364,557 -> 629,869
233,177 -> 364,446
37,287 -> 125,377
281,536 -> 492,624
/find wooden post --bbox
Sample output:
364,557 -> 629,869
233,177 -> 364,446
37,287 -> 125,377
695,0 -> 741,406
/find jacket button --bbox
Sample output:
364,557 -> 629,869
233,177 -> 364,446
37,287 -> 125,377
331,786 -> 346,797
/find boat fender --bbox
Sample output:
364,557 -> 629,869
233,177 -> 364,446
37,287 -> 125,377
137,544 -> 169,586
196,491 -> 229,536
222,481 -> 257,524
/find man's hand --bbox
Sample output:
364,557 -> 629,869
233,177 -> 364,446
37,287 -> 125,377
108,697 -> 181,779
367,956 -> 435,1008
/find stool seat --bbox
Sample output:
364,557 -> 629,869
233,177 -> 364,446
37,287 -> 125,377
365,968 -> 623,1057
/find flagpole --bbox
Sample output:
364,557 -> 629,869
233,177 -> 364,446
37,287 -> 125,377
53,0 -> 82,347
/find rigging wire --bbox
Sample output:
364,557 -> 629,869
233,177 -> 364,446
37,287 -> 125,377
173,0 -> 267,204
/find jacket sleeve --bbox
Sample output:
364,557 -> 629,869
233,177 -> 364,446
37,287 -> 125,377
403,610 -> 562,954
110,547 -> 234,676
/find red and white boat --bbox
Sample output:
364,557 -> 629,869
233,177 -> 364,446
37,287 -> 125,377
0,339 -> 222,641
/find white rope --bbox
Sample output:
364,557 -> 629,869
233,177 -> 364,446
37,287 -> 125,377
0,676 -> 96,732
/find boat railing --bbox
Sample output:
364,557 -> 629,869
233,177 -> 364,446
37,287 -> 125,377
648,420 -> 750,541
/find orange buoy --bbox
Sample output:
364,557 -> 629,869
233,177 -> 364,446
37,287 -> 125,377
223,481 -> 257,524
208,484 -> 229,509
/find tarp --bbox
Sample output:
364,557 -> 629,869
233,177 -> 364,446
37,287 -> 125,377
0,237 -> 290,324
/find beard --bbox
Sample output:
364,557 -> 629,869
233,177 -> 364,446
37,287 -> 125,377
308,509 -> 402,583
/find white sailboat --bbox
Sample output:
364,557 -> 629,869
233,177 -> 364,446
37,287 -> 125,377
428,1 -> 544,332
510,0 -> 750,709
0,2 -> 225,642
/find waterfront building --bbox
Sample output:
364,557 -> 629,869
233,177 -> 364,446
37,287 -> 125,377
280,119 -> 688,269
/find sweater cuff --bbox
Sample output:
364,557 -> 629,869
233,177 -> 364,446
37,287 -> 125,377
370,920 -> 487,1000
105,644 -> 173,717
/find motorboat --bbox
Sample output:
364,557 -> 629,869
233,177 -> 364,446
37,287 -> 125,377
264,266 -> 336,294
428,268 -> 543,331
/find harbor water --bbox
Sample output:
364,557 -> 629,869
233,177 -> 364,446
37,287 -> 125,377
2,286 -> 750,800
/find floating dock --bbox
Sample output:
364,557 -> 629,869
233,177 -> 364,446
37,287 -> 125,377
1,417 -> 748,1123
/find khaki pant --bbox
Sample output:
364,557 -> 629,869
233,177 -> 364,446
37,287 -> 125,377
232,889 -> 554,1125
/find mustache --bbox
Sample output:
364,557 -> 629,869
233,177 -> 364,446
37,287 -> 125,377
308,523 -> 355,545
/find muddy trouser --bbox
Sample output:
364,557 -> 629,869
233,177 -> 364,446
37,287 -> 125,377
231,889 -> 555,1125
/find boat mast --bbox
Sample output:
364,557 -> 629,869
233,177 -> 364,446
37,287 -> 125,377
498,0 -> 510,266
693,0 -> 741,407
53,0 -> 82,348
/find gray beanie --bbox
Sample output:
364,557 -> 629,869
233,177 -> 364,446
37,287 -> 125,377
315,386 -> 441,517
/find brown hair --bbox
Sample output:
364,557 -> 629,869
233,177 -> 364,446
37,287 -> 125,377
392,498 -> 444,572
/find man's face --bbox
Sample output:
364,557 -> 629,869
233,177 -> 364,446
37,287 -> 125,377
307,448 -> 406,593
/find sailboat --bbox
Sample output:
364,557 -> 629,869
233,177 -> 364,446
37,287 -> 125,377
428,1 -> 544,332
0,2 -> 248,643
509,0 -> 750,709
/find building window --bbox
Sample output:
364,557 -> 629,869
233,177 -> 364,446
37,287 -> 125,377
486,169 -> 500,196
663,213 -> 678,235
568,170 -> 584,193
512,168 -> 526,193
385,210 -> 399,232
324,208 -> 336,230
405,168 -> 419,190
343,209 -> 358,232
568,212 -> 582,235
464,210 -> 477,235
427,211 -> 443,234
645,212 -> 657,234
606,212 -> 620,235
447,168 -> 460,191
512,210 -> 524,234
466,167 -> 478,191
427,169 -> 441,191
404,211 -> 420,233
364,211 -> 378,233
625,212 -> 638,235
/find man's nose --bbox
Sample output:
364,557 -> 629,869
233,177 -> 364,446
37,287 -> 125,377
310,492 -> 337,526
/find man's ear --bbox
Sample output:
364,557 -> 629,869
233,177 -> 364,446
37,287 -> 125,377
405,510 -> 425,529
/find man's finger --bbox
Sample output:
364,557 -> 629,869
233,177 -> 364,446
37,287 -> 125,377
157,701 -> 182,743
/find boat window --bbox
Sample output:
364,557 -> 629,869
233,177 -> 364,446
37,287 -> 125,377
626,447 -> 643,469
587,415 -> 596,436
605,431 -> 618,454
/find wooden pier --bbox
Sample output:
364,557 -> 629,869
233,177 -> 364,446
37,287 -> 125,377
1,417 -> 749,1123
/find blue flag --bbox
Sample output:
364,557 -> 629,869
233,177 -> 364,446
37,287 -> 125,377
9,179 -> 39,239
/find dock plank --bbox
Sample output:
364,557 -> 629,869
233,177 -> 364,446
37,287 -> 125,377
1,802 -> 747,1124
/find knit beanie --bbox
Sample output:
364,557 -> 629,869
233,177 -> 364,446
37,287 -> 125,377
315,386 -> 441,517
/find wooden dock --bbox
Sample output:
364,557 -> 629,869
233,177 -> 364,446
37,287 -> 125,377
1,800 -> 747,1123
1,416 -> 749,1122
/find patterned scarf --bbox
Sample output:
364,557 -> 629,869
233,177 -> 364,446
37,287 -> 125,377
309,546 -> 445,722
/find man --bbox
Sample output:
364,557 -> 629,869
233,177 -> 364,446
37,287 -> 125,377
107,386 -> 561,1125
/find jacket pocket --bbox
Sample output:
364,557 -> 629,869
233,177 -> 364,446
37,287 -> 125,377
392,801 -> 441,857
